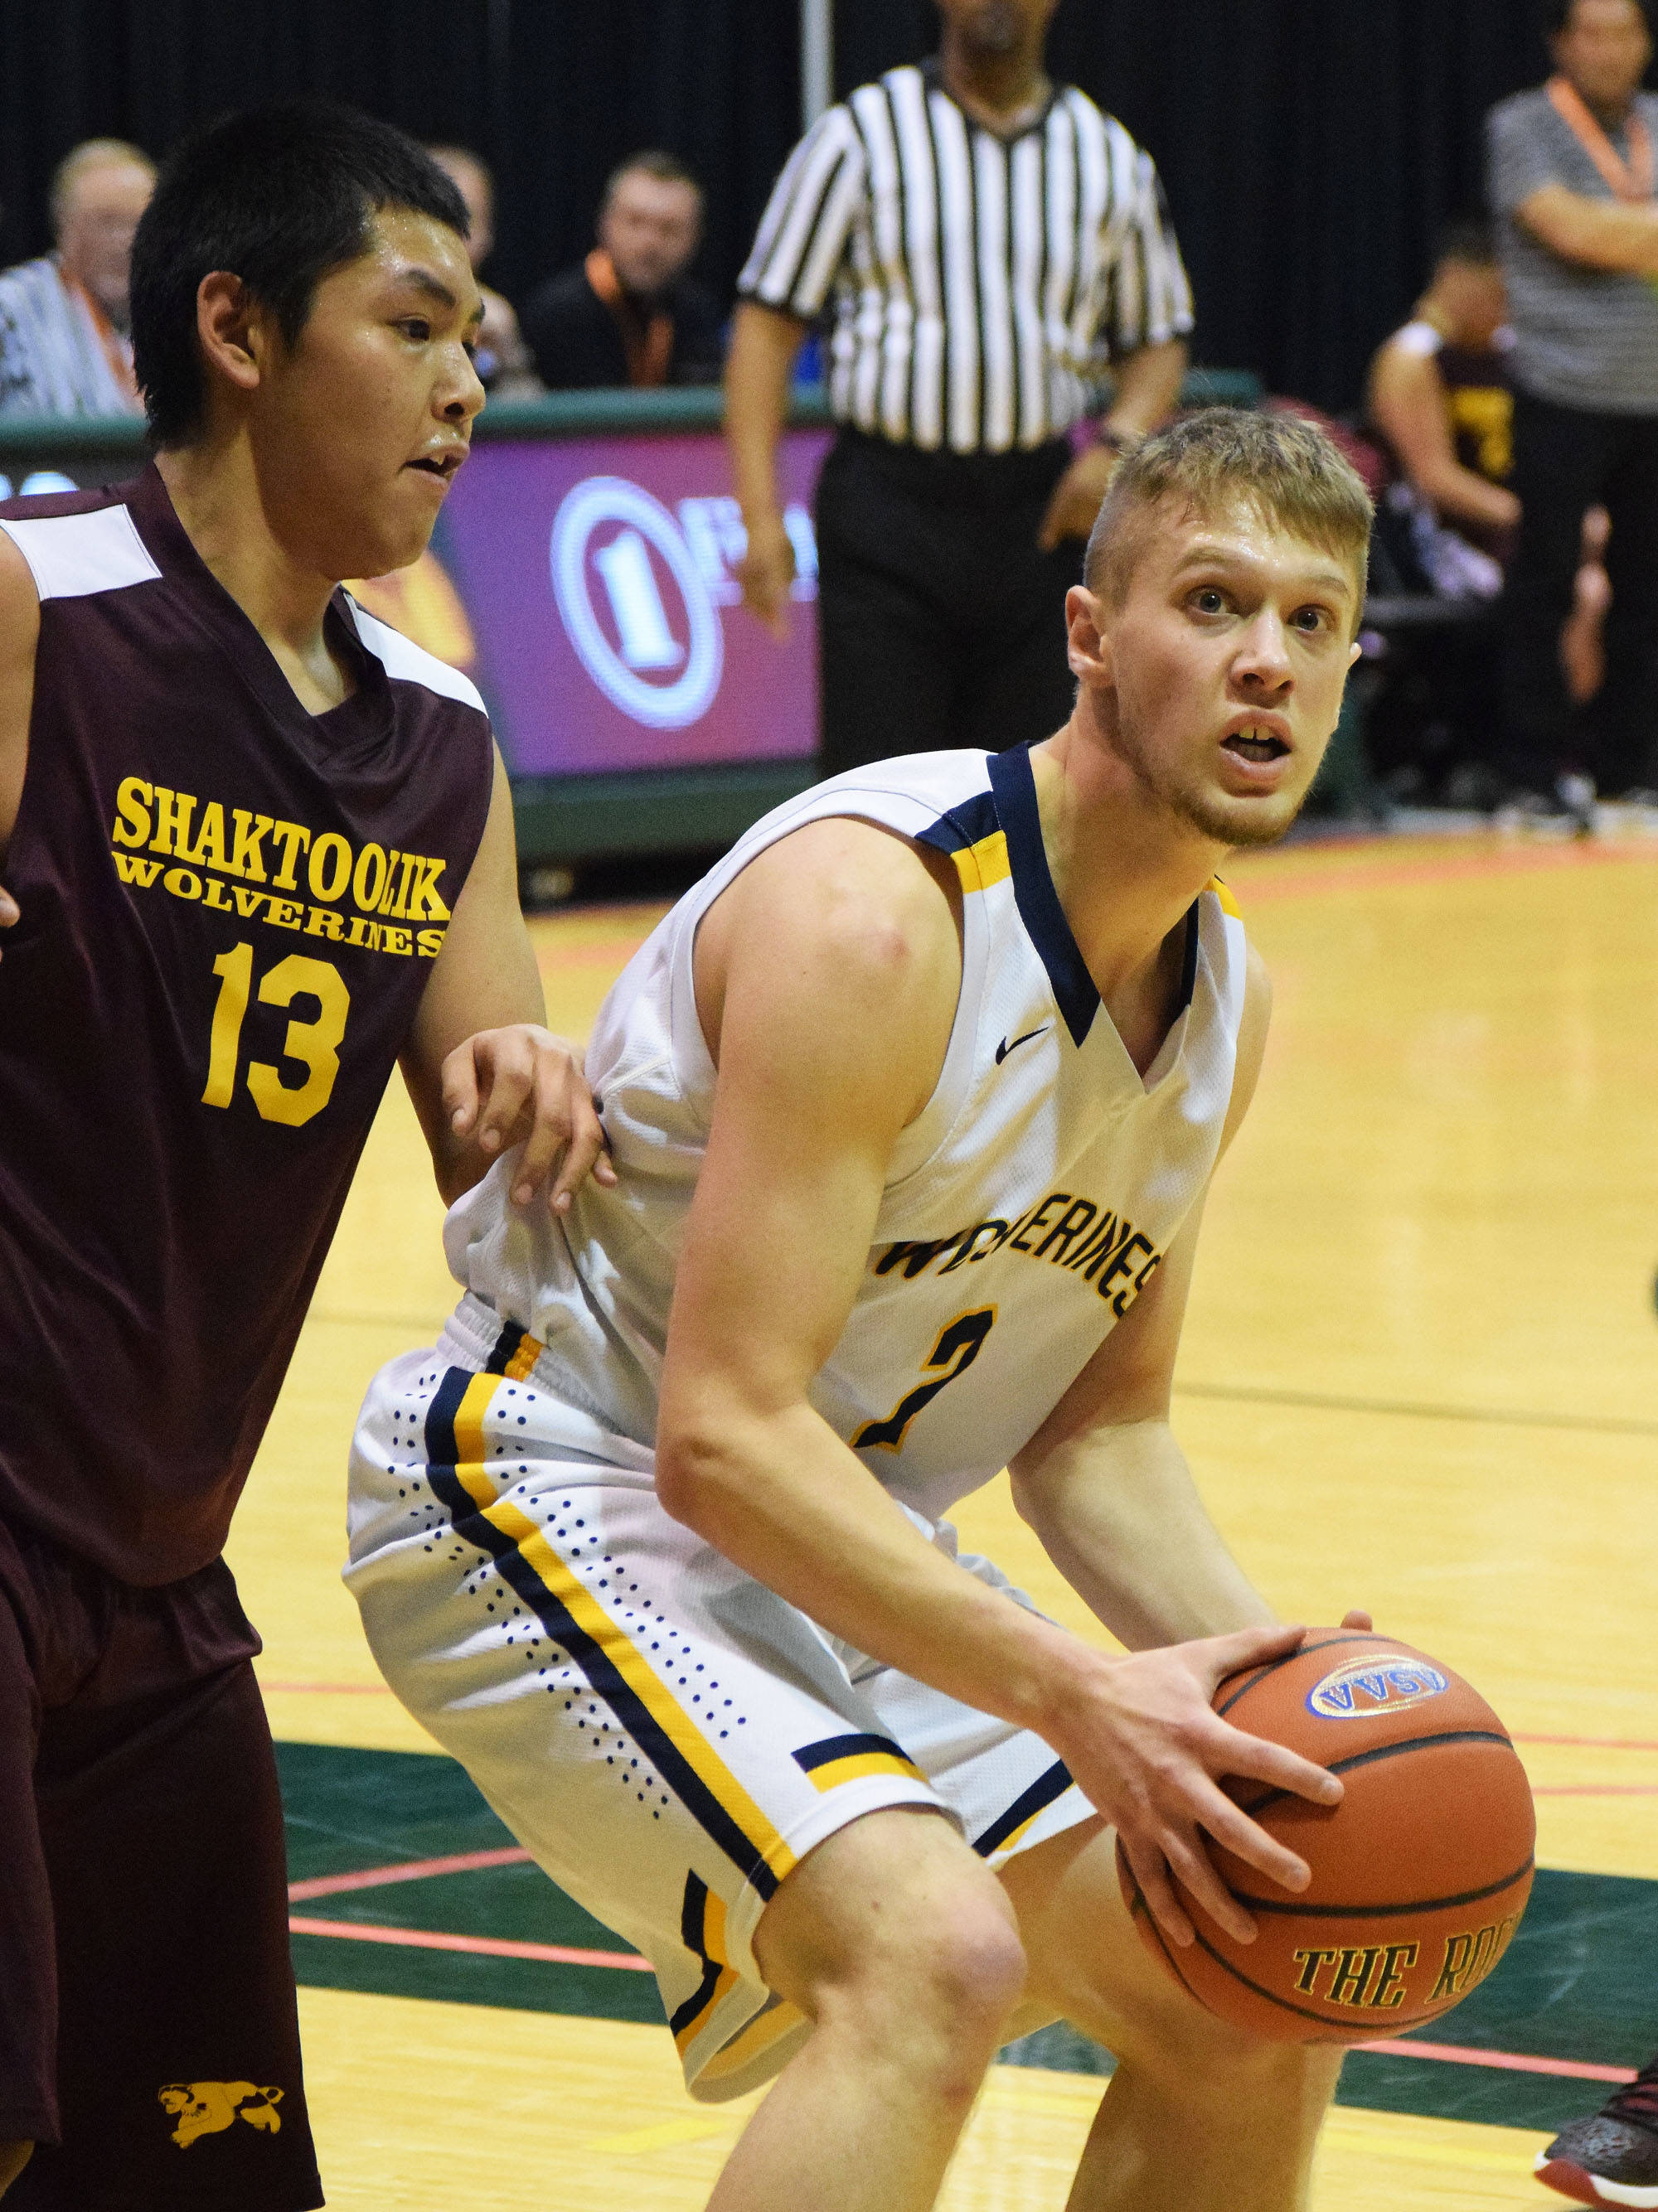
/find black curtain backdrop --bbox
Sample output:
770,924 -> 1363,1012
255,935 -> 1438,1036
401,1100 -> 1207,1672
0,1 -> 1601,413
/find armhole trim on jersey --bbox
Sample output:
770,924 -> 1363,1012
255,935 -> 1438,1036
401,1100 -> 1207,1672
987,743 -> 1099,1047
0,504 -> 162,601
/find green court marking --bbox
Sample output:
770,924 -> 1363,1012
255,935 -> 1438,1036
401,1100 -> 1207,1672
278,1744 -> 1657,2132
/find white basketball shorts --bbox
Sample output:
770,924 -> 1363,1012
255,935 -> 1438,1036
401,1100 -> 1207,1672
344,1295 -> 1092,2102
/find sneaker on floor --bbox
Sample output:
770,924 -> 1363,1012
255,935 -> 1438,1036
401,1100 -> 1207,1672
1535,2051 -> 1658,2205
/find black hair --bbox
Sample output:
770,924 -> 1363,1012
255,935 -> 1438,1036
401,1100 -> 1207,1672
1434,215 -> 1498,266
1539,0 -> 1651,36
130,99 -> 469,446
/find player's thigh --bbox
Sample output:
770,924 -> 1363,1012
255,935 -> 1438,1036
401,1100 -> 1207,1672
0,1538 -> 53,2156
23,1653 -> 320,2211
998,1817 -> 1341,2107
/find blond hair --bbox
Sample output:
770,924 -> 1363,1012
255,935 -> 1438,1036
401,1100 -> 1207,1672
50,138 -> 155,237
1084,407 -> 1373,613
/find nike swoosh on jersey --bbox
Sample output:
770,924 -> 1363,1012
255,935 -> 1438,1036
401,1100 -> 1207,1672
995,1025 -> 1051,1064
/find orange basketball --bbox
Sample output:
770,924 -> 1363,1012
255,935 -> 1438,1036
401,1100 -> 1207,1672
1114,1631 -> 1535,2044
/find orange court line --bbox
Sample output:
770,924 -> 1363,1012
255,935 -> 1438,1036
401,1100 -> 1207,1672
288,1847 -> 533,1901
288,1914 -> 653,1973
1514,1733 -> 1658,1752
1530,1785 -> 1658,1798
1365,2038 -> 1636,2084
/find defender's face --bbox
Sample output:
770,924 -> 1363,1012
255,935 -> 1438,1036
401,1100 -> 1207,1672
1077,501 -> 1361,848
1553,0 -> 1653,109
250,206 -> 484,582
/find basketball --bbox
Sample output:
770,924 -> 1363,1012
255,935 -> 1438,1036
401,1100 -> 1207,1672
1115,1631 -> 1535,2045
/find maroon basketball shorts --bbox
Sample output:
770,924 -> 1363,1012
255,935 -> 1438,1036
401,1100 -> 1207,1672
0,1513 -> 322,2211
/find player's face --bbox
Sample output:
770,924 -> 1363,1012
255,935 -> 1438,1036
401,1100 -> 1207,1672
1553,0 -> 1653,109
1080,501 -> 1361,849
250,206 -> 484,583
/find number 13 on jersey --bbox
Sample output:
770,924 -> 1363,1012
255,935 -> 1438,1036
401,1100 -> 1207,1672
202,941 -> 351,1127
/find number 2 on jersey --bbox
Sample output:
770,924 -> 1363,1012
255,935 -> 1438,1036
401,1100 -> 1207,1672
202,941 -> 351,1126
853,1307 -> 996,1453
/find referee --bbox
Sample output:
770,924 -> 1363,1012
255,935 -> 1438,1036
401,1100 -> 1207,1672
725,0 -> 1193,772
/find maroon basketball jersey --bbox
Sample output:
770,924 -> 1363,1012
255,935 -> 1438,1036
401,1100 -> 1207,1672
0,465 -> 494,1584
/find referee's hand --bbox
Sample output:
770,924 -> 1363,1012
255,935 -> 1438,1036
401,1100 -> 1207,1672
1038,445 -> 1120,550
739,511 -> 797,640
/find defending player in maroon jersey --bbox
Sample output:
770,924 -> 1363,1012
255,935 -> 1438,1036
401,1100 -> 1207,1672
0,104 -> 611,2211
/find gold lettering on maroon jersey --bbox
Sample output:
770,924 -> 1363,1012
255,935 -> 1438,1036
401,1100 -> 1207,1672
108,772 -> 453,961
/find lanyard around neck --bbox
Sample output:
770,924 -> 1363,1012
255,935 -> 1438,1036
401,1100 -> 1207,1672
1547,73 -> 1656,200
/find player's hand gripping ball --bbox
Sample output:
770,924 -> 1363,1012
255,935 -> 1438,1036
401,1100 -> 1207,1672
1115,1632 -> 1534,2043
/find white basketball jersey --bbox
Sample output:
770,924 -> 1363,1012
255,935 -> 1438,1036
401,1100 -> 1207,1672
447,747 -> 1248,1524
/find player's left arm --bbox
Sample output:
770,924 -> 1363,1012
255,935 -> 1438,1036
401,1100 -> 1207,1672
400,748 -> 613,1210
1010,947 -> 1363,1647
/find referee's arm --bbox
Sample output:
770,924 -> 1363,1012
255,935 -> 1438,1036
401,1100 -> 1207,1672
727,301 -> 809,636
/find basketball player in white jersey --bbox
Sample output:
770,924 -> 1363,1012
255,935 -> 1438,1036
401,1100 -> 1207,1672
347,408 -> 1374,2212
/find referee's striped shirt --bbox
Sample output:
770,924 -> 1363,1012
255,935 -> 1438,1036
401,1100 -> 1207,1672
738,60 -> 1194,456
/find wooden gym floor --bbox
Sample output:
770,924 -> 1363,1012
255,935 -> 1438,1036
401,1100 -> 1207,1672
225,830 -> 1658,2211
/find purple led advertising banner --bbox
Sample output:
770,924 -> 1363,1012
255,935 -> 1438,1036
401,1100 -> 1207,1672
371,428 -> 831,777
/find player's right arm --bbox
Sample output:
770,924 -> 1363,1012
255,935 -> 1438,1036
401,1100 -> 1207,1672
0,526 -> 41,959
1516,181 -> 1658,273
657,823 -> 1342,1946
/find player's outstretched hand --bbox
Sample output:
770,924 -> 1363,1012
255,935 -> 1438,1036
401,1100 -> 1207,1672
0,882 -> 17,958
443,1024 -> 618,1214
1057,1623 -> 1344,1951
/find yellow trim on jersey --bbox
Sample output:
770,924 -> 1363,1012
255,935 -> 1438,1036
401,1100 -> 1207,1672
673,1890 -> 739,2055
697,1998 -> 810,2087
1205,875 -> 1242,918
802,1749 -> 927,1793
449,1371 -> 506,1511
448,1374 -> 801,1894
503,1333 -> 541,1382
951,829 -> 1011,894
981,1807 -> 1046,1858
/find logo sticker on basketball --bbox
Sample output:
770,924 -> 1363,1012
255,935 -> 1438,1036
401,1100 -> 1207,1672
1306,1653 -> 1449,1720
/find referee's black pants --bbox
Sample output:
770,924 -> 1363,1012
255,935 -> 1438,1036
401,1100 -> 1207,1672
814,427 -> 1084,775
1500,388 -> 1658,796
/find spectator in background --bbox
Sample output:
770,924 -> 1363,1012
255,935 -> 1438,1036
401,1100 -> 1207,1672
522,152 -> 724,390
1368,217 -> 1520,584
0,139 -> 154,417
725,0 -> 1191,775
426,145 -> 541,396
1487,0 -> 1658,821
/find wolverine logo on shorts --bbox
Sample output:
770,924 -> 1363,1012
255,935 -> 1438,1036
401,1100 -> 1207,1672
158,2081 -> 284,2148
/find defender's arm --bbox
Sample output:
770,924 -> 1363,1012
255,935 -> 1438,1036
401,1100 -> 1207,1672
400,749 -> 612,1209
0,529 -> 41,956
660,861 -> 1340,1943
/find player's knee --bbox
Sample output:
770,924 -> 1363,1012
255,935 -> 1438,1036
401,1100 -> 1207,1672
840,1877 -> 1027,2056
0,2140 -> 35,2195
